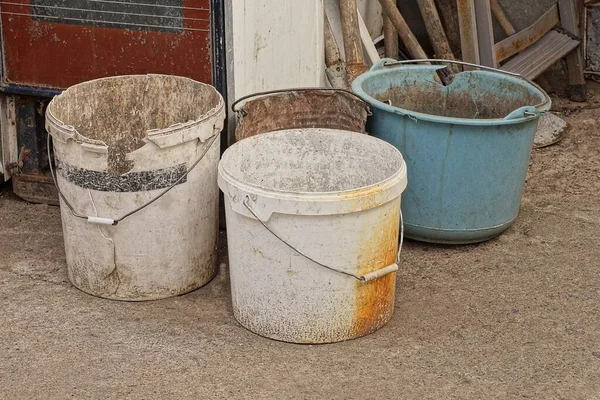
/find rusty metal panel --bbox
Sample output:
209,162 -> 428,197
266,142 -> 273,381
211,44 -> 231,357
0,0 -> 212,89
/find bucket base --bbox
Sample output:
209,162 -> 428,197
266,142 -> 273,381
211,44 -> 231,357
233,310 -> 393,345
405,219 -> 516,245
68,263 -> 218,302
12,172 -> 59,205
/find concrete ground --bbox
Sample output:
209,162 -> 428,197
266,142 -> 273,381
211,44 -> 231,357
1,89 -> 600,399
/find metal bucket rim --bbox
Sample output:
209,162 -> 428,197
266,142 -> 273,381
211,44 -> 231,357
232,87 -> 371,114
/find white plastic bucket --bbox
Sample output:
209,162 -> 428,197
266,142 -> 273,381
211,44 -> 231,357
46,75 -> 225,301
218,128 -> 408,343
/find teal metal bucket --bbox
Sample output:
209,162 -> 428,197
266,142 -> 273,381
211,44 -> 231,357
352,59 -> 551,244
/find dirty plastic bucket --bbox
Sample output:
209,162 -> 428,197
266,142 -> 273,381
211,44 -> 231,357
218,128 -> 408,343
352,59 -> 551,244
46,75 -> 225,300
232,88 -> 370,141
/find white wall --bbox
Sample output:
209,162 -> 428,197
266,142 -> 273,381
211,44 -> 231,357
230,0 -> 325,100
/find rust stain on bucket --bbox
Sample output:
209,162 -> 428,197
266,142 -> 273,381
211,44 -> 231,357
352,204 -> 400,338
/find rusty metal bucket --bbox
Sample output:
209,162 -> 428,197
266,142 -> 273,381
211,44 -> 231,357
232,88 -> 370,142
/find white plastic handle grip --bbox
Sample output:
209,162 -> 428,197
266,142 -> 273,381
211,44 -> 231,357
87,217 -> 116,225
360,263 -> 399,283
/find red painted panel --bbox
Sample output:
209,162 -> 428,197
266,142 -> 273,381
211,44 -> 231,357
0,0 -> 212,89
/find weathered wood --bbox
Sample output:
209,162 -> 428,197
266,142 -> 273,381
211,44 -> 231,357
500,29 -> 580,79
358,10 -> 380,64
416,0 -> 457,68
457,0 -> 480,65
494,5 -> 559,62
558,0 -> 587,101
325,16 -> 342,67
0,96 -> 18,181
434,0 -> 462,57
339,0 -> 367,81
383,13 -> 399,59
324,15 -> 349,89
475,0 -> 496,67
490,0 -> 516,36
378,0 -> 429,60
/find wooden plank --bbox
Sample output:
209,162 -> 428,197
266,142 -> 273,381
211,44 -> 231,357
501,30 -> 580,79
475,0 -> 497,67
340,0 -> 367,81
325,15 -> 349,89
0,96 -> 18,181
435,0 -> 462,57
358,0 -> 384,39
457,0 -> 480,65
587,4 -> 600,72
490,0 -> 516,36
324,0 -> 346,60
325,15 -> 343,67
224,0 -> 236,147
358,9 -> 381,64
494,5 -> 559,63
378,0 -> 429,59
416,0 -> 457,69
558,0 -> 587,101
383,13 -> 399,59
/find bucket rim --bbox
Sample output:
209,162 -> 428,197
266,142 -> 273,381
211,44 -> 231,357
46,74 -> 225,149
231,87 -> 370,114
351,66 -> 552,126
218,129 -> 408,218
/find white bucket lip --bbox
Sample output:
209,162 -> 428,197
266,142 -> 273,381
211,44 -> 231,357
218,129 -> 408,218
219,159 -> 407,202
46,74 -> 225,150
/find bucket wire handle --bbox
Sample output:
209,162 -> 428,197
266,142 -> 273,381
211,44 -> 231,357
242,196 -> 403,283
376,58 -> 551,112
231,88 -> 372,115
378,58 -> 522,76
47,131 -> 220,226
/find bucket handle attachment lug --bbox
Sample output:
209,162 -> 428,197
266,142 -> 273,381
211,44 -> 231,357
504,106 -> 545,120
243,196 -> 403,283
231,87 -> 372,117
47,131 -> 220,226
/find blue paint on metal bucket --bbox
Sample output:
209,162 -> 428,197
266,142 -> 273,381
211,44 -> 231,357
352,59 -> 551,244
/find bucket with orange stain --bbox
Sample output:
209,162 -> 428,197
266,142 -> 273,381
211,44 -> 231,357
218,128 -> 408,343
